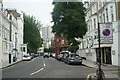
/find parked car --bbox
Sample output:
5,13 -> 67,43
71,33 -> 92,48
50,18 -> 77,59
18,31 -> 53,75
61,51 -> 70,62
34,53 -> 39,57
22,54 -> 32,61
81,57 -> 86,60
49,53 -> 53,57
51,53 -> 56,58
43,52 -> 49,58
30,53 -> 35,59
64,54 -> 82,65
56,51 -> 70,61
56,53 -> 63,61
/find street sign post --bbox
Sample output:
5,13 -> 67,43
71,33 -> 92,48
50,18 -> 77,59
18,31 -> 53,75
97,22 -> 113,80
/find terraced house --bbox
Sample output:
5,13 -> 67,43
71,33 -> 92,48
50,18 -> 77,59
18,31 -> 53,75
0,1 -> 24,68
78,1 -> 120,66
0,0 -> 3,68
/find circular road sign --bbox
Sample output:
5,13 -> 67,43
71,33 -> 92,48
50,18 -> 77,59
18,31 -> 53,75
102,28 -> 110,36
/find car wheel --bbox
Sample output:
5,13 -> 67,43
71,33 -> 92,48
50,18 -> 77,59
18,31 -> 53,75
80,62 -> 82,65
67,61 -> 69,65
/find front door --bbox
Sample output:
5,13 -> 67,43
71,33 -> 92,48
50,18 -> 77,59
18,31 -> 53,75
106,47 -> 112,64
9,54 -> 11,63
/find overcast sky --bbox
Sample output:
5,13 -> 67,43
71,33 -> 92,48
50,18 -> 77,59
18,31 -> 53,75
3,0 -> 54,27
3,0 -> 87,27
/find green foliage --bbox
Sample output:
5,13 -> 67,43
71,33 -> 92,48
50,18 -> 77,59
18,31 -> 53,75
23,14 -> 43,53
44,47 -> 53,53
51,2 -> 87,52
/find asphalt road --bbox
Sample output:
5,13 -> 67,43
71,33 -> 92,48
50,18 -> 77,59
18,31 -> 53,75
2,56 -> 96,79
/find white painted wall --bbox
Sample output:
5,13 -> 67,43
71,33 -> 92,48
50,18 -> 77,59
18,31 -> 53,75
17,13 -> 24,61
0,26 -> 2,68
118,21 -> 120,66
0,13 -> 2,68
81,2 -> 119,66
0,42 -> 2,68
111,21 -> 118,65
1,9 -> 24,68
1,10 -> 11,68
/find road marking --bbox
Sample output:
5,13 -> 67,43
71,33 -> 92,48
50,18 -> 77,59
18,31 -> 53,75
44,63 -> 46,67
86,74 -> 92,80
43,59 -> 46,67
30,68 -> 44,75
31,58 -> 35,61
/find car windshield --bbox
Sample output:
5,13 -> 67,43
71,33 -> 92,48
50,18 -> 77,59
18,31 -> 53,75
70,54 -> 80,58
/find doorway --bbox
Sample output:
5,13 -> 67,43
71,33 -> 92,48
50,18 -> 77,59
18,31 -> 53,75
9,54 -> 11,63
105,47 -> 112,64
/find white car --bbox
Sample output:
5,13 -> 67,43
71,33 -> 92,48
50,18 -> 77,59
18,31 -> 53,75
23,54 -> 32,61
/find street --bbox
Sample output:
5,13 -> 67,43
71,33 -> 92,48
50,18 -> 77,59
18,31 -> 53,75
2,56 -> 96,79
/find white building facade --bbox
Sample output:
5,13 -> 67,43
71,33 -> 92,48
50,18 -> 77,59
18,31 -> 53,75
0,0 -> 3,68
0,1 -> 24,68
78,1 -> 120,66
42,26 -> 53,48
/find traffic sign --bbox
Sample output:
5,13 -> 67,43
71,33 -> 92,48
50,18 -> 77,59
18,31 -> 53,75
100,23 -> 113,44
102,28 -> 110,36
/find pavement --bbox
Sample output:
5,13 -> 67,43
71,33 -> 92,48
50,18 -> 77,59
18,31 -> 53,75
82,59 -> 120,80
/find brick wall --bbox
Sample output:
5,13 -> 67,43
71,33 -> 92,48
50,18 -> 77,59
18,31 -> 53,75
54,34 -> 68,53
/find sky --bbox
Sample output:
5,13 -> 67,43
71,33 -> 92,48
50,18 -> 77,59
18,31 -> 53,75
3,0 -> 54,27
3,0 -> 88,27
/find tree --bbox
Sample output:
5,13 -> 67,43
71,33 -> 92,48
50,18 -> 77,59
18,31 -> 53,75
23,14 -> 43,53
51,2 -> 87,52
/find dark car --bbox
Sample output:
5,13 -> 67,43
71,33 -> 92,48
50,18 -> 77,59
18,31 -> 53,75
43,53 -> 49,58
64,54 -> 82,65
34,53 -> 39,57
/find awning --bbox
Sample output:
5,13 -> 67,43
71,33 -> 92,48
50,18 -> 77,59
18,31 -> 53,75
91,44 -> 112,48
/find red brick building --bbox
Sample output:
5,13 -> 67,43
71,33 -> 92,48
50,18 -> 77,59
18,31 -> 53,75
53,34 -> 68,54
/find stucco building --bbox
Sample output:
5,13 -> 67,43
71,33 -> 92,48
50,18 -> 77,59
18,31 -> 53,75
0,1 -> 24,68
42,26 -> 53,48
0,0 -> 3,68
78,1 -> 120,66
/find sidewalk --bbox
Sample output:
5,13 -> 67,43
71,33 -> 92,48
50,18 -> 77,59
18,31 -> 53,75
82,59 -> 119,79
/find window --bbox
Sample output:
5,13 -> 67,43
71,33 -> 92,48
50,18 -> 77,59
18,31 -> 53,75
110,6 -> 114,22
90,20 -> 92,31
106,8 -> 108,22
99,2 -> 102,9
100,15 -> 102,23
23,47 -> 25,52
103,14 -> 105,23
5,42 -> 7,50
0,25 -> 1,36
61,40 -> 64,45
9,15 -> 12,20
21,47 -> 26,52
94,18 -> 96,30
